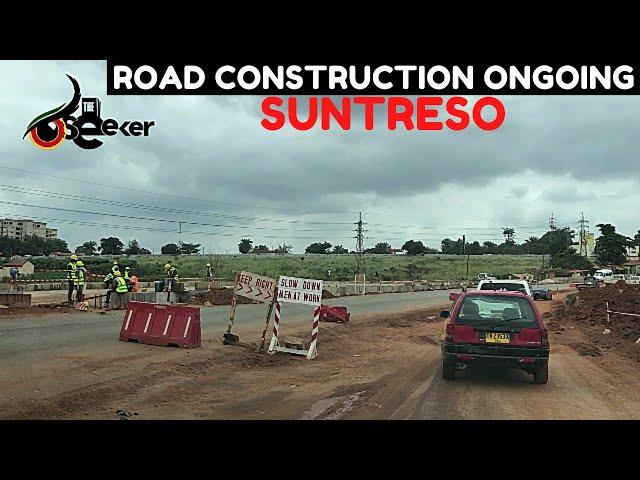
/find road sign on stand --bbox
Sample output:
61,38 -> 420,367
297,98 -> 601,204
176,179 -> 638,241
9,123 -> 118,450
269,276 -> 324,359
235,271 -> 276,303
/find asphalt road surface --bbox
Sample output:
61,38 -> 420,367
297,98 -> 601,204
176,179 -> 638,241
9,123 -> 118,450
1,284 -> 581,419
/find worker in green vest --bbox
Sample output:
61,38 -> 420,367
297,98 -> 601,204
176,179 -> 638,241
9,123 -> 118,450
67,254 -> 78,305
75,260 -> 87,303
111,261 -> 120,275
107,271 -> 129,310
104,272 -> 114,305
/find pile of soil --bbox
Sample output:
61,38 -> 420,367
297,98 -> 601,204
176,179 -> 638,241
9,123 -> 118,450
189,288 -> 257,306
561,282 -> 640,359
322,289 -> 337,299
0,304 -> 75,317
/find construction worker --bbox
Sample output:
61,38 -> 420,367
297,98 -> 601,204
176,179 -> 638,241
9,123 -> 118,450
123,266 -> 131,289
75,260 -> 87,303
164,262 -> 178,292
9,266 -> 18,291
107,271 -> 128,310
111,261 -> 120,275
130,273 -> 139,293
66,254 -> 78,305
103,271 -> 114,305
206,263 -> 213,290
206,263 -> 213,281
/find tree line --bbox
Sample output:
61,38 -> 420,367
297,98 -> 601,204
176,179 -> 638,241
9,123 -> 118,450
238,223 -> 640,269
73,238 -> 203,256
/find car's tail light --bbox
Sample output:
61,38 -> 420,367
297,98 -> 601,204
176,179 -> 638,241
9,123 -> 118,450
541,329 -> 549,347
445,323 -> 454,342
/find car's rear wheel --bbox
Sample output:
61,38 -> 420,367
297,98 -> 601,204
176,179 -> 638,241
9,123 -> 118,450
533,364 -> 549,384
442,361 -> 456,380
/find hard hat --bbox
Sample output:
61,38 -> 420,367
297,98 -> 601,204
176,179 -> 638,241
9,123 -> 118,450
70,254 -> 78,260
206,263 -> 211,267
164,263 -> 171,270
114,271 -> 122,276
76,260 -> 84,266
125,266 -> 130,270
113,261 -> 118,264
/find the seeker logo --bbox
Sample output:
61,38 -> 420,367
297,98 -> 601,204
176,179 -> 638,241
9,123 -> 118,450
24,74 -> 155,150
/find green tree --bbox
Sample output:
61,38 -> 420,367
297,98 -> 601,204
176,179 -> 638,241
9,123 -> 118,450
502,227 -> 516,244
305,242 -> 332,254
594,223 -> 630,266
482,241 -> 498,254
332,244 -> 348,254
124,239 -> 144,255
441,238 -> 463,254
550,250 -> 593,270
402,239 -> 428,255
238,238 -> 253,254
99,237 -> 124,255
161,243 -> 180,255
367,242 -> 392,254
253,244 -> 270,253
76,241 -> 98,255
539,228 -> 574,255
179,241 -> 201,254
464,241 -> 482,255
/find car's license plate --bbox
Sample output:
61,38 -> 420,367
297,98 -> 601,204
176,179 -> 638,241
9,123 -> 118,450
485,332 -> 510,343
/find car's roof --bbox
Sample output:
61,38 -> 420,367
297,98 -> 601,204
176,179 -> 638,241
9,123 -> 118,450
462,290 -> 530,298
478,279 -> 528,284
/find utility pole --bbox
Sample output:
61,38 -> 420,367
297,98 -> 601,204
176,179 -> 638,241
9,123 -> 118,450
354,212 -> 367,274
462,235 -> 466,255
577,212 -> 589,257
178,221 -> 182,244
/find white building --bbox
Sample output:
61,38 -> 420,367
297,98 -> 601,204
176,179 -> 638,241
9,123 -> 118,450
0,218 -> 58,240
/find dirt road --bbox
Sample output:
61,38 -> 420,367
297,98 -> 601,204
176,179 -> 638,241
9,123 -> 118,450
2,288 -> 637,420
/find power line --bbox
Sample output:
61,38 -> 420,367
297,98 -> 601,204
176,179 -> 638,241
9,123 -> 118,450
0,184 -> 354,226
0,164 -> 359,216
0,199 -> 356,233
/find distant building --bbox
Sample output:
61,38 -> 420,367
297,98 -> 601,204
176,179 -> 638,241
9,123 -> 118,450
0,258 -> 35,278
0,218 -> 58,240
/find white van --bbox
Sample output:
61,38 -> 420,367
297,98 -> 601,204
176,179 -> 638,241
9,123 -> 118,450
594,269 -> 613,282
477,279 -> 532,297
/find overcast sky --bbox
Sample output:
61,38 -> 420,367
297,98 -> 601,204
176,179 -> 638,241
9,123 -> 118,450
0,60 -> 638,254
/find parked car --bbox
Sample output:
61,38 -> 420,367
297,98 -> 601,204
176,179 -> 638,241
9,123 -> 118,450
440,290 -> 550,384
477,279 -> 532,297
594,269 -> 613,282
531,285 -> 553,301
583,276 -> 598,286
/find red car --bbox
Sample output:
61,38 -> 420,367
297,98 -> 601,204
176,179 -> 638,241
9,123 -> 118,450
440,290 -> 549,384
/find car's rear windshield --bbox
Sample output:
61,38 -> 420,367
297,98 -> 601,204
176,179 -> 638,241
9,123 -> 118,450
480,282 -> 526,294
456,295 -> 538,328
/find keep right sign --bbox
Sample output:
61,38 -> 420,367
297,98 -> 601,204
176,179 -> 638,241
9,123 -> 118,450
277,276 -> 323,306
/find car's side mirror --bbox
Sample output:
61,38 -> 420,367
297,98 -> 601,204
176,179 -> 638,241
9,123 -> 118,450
449,292 -> 460,301
440,310 -> 450,318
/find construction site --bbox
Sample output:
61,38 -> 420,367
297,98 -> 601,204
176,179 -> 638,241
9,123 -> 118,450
4,58 -> 640,421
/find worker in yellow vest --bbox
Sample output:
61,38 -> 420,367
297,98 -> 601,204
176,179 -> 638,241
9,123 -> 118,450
74,260 -> 87,303
107,271 -> 129,310
67,254 -> 78,305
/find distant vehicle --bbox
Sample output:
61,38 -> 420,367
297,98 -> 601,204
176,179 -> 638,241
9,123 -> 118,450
594,269 -> 613,282
440,290 -> 550,384
583,276 -> 598,286
477,279 -> 532,297
477,273 -> 496,281
531,285 -> 553,301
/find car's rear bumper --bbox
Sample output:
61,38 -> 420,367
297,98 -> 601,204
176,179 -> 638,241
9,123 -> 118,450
442,342 -> 549,367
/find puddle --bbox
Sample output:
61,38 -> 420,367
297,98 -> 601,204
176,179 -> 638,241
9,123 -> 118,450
300,390 -> 367,420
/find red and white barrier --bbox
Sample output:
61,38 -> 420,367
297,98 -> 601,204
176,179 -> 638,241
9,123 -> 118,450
268,301 -> 320,360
